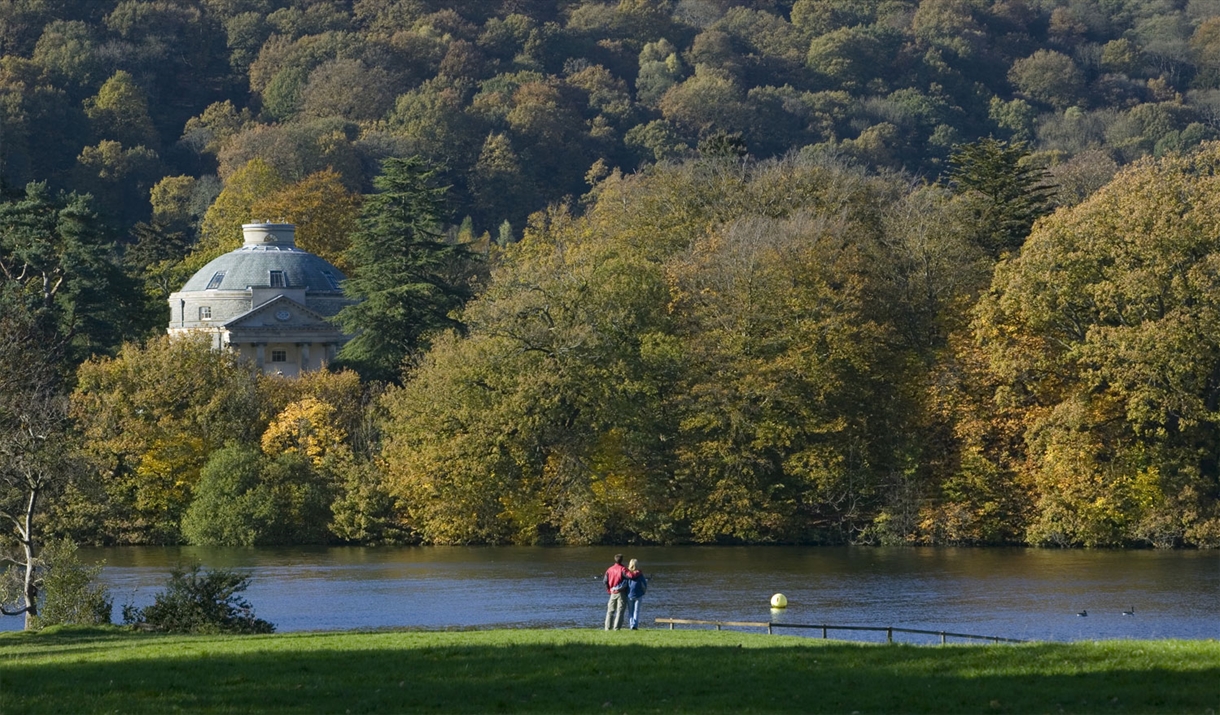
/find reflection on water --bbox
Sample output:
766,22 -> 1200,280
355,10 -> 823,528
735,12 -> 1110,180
5,546 -> 1217,641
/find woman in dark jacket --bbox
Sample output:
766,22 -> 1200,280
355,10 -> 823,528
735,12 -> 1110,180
624,559 -> 647,630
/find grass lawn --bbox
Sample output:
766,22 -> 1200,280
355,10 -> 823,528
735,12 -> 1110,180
2,626 -> 1218,713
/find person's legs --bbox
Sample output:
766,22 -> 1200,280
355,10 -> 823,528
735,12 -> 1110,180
605,594 -> 617,630
627,598 -> 640,629
611,593 -> 625,630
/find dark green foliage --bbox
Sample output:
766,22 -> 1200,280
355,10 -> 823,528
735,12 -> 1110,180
335,156 -> 473,382
946,138 -> 1055,255
181,445 -> 332,547
697,131 -> 749,159
0,182 -> 150,365
29,539 -> 111,629
121,564 -> 273,634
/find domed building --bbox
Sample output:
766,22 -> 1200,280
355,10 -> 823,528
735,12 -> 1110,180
168,222 -> 353,376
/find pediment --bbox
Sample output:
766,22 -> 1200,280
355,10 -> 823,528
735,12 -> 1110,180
222,295 -> 333,330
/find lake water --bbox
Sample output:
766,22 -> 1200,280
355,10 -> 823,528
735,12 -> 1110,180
6,546 -> 1218,642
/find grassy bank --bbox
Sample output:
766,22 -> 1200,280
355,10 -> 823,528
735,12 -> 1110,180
2,627 -> 1218,713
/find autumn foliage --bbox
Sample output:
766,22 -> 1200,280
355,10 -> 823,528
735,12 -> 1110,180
52,145 -> 1220,548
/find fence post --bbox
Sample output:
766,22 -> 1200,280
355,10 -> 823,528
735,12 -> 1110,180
821,626 -> 827,639
669,622 -> 674,630
940,632 -> 946,645
767,623 -> 773,635
887,627 -> 893,643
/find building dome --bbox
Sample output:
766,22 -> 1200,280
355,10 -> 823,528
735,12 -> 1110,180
180,223 -> 346,294
167,222 -> 354,376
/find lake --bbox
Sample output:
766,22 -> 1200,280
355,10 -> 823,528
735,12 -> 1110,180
6,546 -> 1217,642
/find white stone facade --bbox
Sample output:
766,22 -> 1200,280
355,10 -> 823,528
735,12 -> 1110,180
167,222 -> 352,375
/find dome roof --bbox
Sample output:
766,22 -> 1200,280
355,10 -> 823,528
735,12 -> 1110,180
179,223 -> 346,293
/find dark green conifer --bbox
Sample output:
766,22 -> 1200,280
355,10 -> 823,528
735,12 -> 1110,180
947,138 -> 1057,256
335,157 -> 472,382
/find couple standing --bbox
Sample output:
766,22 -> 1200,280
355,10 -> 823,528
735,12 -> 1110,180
603,554 -> 647,630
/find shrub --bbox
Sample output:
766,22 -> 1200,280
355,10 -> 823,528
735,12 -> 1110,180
123,565 -> 274,634
30,539 -> 113,628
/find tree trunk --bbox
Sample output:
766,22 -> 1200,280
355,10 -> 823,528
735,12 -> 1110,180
22,488 -> 38,630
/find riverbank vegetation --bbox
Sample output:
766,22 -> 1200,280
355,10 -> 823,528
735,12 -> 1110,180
50,146 -> 1220,549
2,627 -> 1218,713
5,1 -> 1220,556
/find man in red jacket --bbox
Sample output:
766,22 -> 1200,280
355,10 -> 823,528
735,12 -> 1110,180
603,554 -> 628,630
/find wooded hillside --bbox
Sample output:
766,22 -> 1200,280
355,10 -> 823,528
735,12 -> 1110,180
4,0 -> 1220,548
3,0 -> 1218,243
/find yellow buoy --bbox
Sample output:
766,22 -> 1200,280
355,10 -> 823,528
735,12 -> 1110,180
770,593 -> 788,608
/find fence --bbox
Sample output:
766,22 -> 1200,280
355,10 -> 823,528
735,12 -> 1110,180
654,618 -> 1025,644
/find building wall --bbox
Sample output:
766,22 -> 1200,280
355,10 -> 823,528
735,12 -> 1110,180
168,291 -> 252,330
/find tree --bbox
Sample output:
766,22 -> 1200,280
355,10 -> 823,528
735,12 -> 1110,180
1191,18 -> 1220,89
329,459 -> 406,545
669,211 -> 904,543
336,157 -> 473,381
793,0 -> 881,34
180,101 -> 254,158
83,70 -> 157,148
73,140 -> 163,227
215,118 -> 365,190
181,445 -> 332,547
624,119 -> 689,163
387,78 -> 486,180
195,158 -> 286,259
148,175 -> 199,229
1008,50 -> 1086,110
261,396 -> 349,467
975,144 -> 1220,546
469,133 -> 533,228
71,334 -> 263,543
806,26 -> 900,91
658,66 -> 752,137
100,0 -> 231,138
250,169 -> 360,274
946,138 -> 1055,256
379,155 -> 933,545
0,312 -> 78,629
299,58 -> 399,121
635,39 -> 685,106
0,182 -> 144,363
1047,150 -> 1119,207
32,20 -> 102,87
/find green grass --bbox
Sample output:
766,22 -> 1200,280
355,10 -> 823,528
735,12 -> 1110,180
2,627 -> 1218,714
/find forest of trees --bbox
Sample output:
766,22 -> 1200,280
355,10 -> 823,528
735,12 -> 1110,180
4,0 -> 1220,552
4,0 -> 1220,245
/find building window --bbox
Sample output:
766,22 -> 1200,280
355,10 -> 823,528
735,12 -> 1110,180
199,306 -> 212,320
323,271 -> 341,290
269,270 -> 285,288
205,271 -> 225,289
270,349 -> 287,363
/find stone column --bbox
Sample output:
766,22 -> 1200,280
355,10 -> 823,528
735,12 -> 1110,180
255,343 -> 265,371
299,343 -> 311,372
